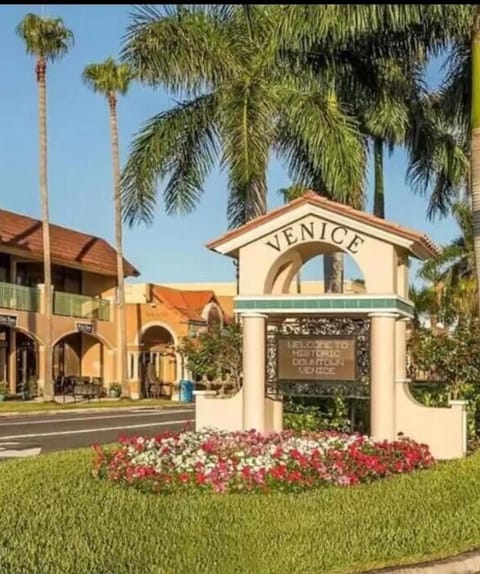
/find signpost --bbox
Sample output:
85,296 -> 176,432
277,335 -> 356,381
0,314 -> 17,328
76,322 -> 94,335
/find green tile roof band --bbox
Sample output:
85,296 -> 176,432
234,296 -> 414,317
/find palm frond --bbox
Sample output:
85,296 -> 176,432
122,5 -> 239,95
83,57 -> 133,96
277,88 -> 366,208
219,81 -> 274,226
439,39 -> 470,134
406,96 -> 469,219
17,13 -> 74,61
275,5 -> 470,56
121,94 -> 218,226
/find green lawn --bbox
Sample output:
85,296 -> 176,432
1,450 -> 480,574
0,398 -> 176,414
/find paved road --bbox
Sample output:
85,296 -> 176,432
0,406 -> 195,460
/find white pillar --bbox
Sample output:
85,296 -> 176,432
272,400 -> 283,432
395,319 -> 409,383
369,313 -> 397,441
242,313 -> 267,432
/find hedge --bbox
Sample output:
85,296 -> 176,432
0,449 -> 480,573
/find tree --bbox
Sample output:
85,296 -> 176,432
355,59 -> 423,218
275,5 -> 469,218
17,14 -> 74,400
418,201 -> 477,322
120,5 -> 365,230
409,283 -> 446,332
178,323 -> 242,394
391,6 -> 480,312
408,320 -> 480,399
420,201 -> 474,289
82,57 -> 133,398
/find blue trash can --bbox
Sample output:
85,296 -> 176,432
179,379 -> 193,403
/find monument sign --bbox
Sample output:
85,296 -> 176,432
277,335 -> 356,381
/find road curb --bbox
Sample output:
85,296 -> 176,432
359,547 -> 480,574
0,404 -> 194,418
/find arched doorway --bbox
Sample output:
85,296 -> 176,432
53,332 -> 108,386
16,332 -> 37,390
0,327 -> 38,393
139,325 -> 177,394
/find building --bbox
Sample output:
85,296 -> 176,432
0,208 -> 139,394
125,283 -> 226,398
162,279 -> 366,319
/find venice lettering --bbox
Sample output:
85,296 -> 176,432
265,220 -> 364,254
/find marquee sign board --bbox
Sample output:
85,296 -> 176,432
277,335 -> 356,381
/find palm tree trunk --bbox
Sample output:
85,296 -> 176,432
109,94 -> 129,398
37,58 -> 53,400
471,12 -> 480,314
296,269 -> 301,294
324,252 -> 344,293
373,137 -> 385,218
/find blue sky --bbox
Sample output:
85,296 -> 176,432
0,5 -> 459,285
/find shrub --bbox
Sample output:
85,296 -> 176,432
92,430 -> 434,494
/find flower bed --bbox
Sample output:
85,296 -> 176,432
92,430 -> 434,494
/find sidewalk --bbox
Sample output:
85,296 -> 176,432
0,398 -> 194,417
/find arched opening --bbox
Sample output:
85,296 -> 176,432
206,304 -> 222,331
16,331 -> 37,390
296,251 -> 365,295
139,325 -> 177,396
265,242 -> 366,295
0,326 -> 38,393
53,332 -> 106,385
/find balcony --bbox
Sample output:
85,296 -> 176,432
0,281 -> 40,312
53,291 -> 110,321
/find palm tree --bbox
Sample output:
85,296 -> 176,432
82,58 -> 133,398
409,283 -> 444,332
17,14 -> 74,400
353,59 -> 424,218
419,201 -> 475,306
384,5 -> 480,312
120,6 -> 365,231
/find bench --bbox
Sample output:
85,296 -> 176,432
55,377 -> 104,403
148,381 -> 172,399
70,381 -> 103,403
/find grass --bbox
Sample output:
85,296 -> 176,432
1,450 -> 480,574
0,398 -> 177,414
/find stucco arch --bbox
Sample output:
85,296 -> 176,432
201,301 -> 224,329
135,321 -> 178,347
264,241 -> 367,295
52,330 -> 114,349
15,326 -> 43,347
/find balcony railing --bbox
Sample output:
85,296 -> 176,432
53,291 -> 110,321
0,281 -> 40,312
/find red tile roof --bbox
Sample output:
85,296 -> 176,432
207,191 -> 439,258
0,208 -> 139,277
152,285 -> 217,322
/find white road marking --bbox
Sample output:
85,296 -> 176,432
0,447 -> 42,458
0,409 -> 194,427
0,418 -> 194,440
